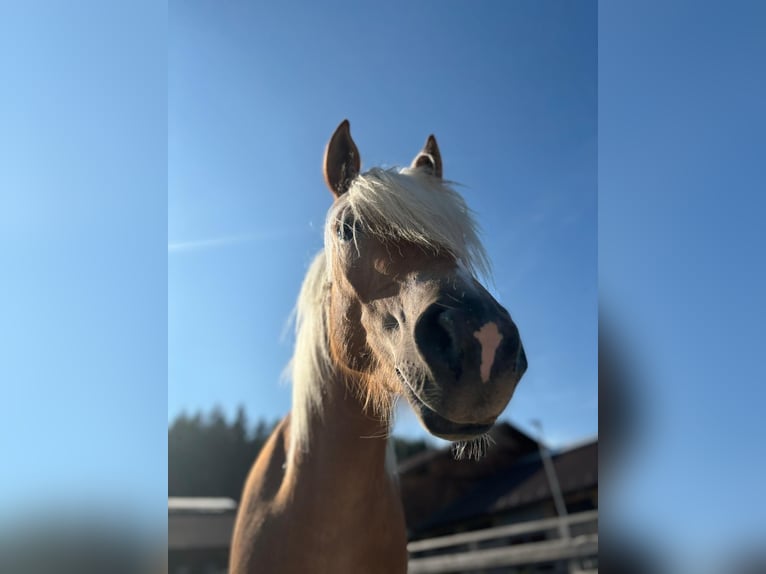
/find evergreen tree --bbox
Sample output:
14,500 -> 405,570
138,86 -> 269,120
168,406 -> 432,499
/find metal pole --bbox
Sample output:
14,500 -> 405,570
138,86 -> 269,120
531,420 -> 574,573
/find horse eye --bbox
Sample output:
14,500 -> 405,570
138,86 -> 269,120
337,219 -> 358,242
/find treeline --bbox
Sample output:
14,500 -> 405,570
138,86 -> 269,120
168,406 -> 432,500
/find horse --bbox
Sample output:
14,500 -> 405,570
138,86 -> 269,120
229,120 -> 527,574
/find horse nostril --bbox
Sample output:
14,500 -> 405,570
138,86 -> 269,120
382,313 -> 400,331
436,310 -> 461,355
414,305 -> 461,377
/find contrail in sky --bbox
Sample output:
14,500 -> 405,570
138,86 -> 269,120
168,228 -> 307,253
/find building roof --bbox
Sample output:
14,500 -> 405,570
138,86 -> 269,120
414,439 -> 597,534
396,422 -> 598,537
168,498 -> 238,551
397,423 -> 542,532
168,497 -> 237,514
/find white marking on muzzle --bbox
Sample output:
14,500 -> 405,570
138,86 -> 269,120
474,322 -> 503,383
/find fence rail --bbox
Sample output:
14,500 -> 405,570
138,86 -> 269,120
408,510 -> 598,573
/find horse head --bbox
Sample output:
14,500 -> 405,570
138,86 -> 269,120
321,120 -> 527,445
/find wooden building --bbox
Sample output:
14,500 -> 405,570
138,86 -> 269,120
400,423 -> 597,540
168,497 -> 236,574
401,423 -> 598,572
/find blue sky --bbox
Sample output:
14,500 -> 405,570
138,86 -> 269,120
0,0 -> 166,530
168,1 -> 598,448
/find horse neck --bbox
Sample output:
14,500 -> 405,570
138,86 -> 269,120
281,370 -> 408,572
289,371 -> 392,485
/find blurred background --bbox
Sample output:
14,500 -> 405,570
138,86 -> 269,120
1,1 -> 764,574
1,1 -> 166,573
599,1 -> 766,572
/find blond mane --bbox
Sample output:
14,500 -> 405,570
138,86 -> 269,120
328,167 -> 490,279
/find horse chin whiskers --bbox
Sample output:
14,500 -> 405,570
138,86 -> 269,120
451,433 -> 495,461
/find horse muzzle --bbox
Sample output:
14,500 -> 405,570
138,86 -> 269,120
407,289 -> 526,435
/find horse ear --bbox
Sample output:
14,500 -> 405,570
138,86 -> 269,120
410,134 -> 442,178
323,119 -> 361,198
